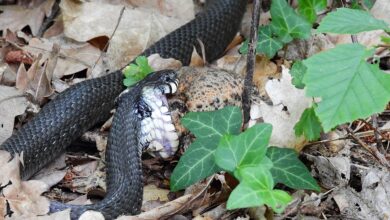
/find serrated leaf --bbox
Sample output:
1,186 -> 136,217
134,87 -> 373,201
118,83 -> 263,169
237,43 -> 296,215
240,25 -> 283,58
267,147 -> 320,191
181,106 -> 242,141
270,0 -> 312,42
290,61 -> 307,89
170,139 -> 221,191
227,166 -> 292,213
215,124 -> 272,173
123,56 -> 154,87
303,43 -> 390,131
294,106 -> 322,141
123,77 -> 138,87
298,0 -> 327,23
317,8 -> 389,34
171,106 -> 242,191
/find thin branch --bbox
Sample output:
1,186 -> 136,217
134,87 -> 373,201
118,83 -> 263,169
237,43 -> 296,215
242,0 -> 262,123
92,6 -> 125,71
346,127 -> 390,168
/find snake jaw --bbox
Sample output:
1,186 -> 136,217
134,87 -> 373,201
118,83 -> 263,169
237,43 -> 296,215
139,74 -> 180,158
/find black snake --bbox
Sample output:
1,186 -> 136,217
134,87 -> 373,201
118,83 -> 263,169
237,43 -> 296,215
0,0 -> 248,219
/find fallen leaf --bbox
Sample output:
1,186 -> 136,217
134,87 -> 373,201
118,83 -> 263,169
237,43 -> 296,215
0,86 -> 28,144
371,0 -> 390,24
252,67 -> 312,150
60,0 -> 194,69
143,184 -> 170,202
0,151 -> 50,218
79,211 -> 105,220
0,0 -> 55,36
23,38 -> 103,78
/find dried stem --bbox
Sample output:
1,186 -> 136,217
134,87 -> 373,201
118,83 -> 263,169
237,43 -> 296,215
242,0 -> 262,123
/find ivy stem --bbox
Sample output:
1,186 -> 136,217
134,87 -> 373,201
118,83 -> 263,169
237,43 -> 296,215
242,0 -> 262,123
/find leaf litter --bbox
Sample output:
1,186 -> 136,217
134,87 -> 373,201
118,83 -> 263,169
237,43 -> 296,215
0,0 -> 389,219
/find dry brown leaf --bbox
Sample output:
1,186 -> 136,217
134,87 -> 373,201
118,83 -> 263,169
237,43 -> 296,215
143,184 -> 170,203
0,86 -> 28,144
24,38 -> 103,79
36,209 -> 71,220
117,194 -> 193,220
60,0 -> 194,69
0,151 -> 50,218
147,54 -> 182,71
79,211 -> 105,220
0,0 -> 55,36
32,154 -> 67,188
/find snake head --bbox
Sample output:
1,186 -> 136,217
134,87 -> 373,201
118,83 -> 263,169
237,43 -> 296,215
141,69 -> 178,95
138,70 -> 180,159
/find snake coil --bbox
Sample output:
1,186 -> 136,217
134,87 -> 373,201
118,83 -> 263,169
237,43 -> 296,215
0,0 -> 248,219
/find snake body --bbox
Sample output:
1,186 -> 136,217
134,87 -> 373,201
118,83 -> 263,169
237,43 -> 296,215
0,0 -> 248,219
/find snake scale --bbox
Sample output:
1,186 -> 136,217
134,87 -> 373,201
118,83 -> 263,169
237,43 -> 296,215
0,0 -> 248,219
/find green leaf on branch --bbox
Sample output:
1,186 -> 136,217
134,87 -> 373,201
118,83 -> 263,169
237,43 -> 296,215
294,106 -> 322,141
298,0 -> 327,23
290,61 -> 307,89
122,56 -> 154,87
170,106 -> 242,191
317,8 -> 390,34
240,25 -> 284,58
270,0 -> 311,43
267,147 -> 320,191
227,166 -> 292,213
303,43 -> 390,131
215,124 -> 272,173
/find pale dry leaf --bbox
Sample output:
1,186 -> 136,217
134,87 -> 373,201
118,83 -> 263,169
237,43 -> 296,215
32,154 -> 67,188
128,0 -> 194,20
3,180 -> 50,217
24,38 -> 103,78
0,0 -> 55,35
0,152 -> 50,218
16,63 -> 28,91
36,209 -> 71,220
117,194 -> 193,220
147,54 -> 182,71
254,67 -> 311,149
79,211 -> 105,220
0,197 -> 5,218
0,86 -> 28,144
25,55 -> 54,102
143,184 -> 170,203
371,0 -> 390,24
308,156 -> 350,189
60,0 -> 194,69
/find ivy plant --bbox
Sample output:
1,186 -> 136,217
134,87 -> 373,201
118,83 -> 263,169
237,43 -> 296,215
171,106 -> 319,213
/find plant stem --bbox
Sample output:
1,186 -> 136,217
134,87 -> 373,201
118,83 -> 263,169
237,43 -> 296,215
243,0 -> 261,123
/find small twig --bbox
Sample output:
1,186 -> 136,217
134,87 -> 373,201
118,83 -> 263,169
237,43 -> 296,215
346,127 -> 390,168
358,118 -> 389,141
242,0 -> 262,123
91,6 -> 125,71
371,114 -> 385,153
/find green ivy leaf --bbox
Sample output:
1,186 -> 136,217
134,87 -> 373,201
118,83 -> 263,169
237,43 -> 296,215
227,166 -> 292,213
215,124 -> 272,173
294,106 -> 322,141
381,36 -> 390,45
290,61 -> 307,89
180,106 -> 242,141
170,139 -> 221,191
270,0 -> 312,43
267,147 -> 320,191
240,25 -> 284,58
170,106 -> 242,191
317,8 -> 390,34
122,56 -> 154,87
298,0 -> 327,23
303,44 -> 390,131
